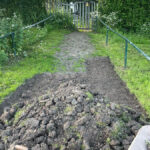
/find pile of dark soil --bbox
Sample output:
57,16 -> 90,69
0,73 -> 148,150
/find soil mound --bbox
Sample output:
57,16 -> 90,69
0,73 -> 148,150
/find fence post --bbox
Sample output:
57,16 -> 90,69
95,16 -> 98,32
106,27 -> 109,46
11,32 -> 16,57
124,40 -> 128,68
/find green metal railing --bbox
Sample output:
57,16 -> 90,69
0,16 -> 52,57
0,32 -> 16,56
97,17 -> 150,68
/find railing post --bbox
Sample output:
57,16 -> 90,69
11,32 -> 16,57
95,16 -> 98,32
106,28 -> 109,46
124,40 -> 128,68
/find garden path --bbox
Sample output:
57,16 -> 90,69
0,31 -> 143,115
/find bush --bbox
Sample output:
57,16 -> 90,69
49,12 -> 75,30
0,13 -> 23,58
0,50 -> 8,65
0,0 -> 47,25
101,12 -> 121,28
140,22 -> 150,36
99,0 -> 150,32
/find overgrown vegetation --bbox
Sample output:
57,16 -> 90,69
89,28 -> 150,115
49,12 -> 75,30
99,0 -> 150,33
0,0 -> 47,25
0,13 -> 23,63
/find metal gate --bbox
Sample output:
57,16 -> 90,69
73,2 -> 97,29
58,1 -> 98,30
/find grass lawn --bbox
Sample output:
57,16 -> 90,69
0,25 -> 70,103
89,29 -> 150,115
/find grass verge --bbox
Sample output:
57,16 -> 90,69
0,25 -> 70,103
88,29 -> 150,115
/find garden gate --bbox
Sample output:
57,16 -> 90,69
48,1 -> 98,30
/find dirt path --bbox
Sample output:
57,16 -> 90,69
55,31 -> 142,112
55,31 -> 94,72
0,31 -> 143,114
85,57 -> 143,112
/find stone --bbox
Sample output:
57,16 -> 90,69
83,139 -> 90,150
36,136 -> 45,144
84,106 -> 90,113
110,102 -> 116,110
75,116 -> 88,126
49,131 -> 56,138
43,95 -> 50,100
40,143 -> 48,150
46,122 -> 55,130
25,118 -> 39,128
17,102 -> 24,108
45,101 -> 53,107
72,99 -> 78,105
31,144 -> 41,150
0,123 -> 4,130
122,139 -> 130,145
1,111 -> 11,121
10,108 -> 17,116
22,93 -> 29,98
77,97 -> 83,103
63,122 -> 71,130
110,140 -> 120,146
0,143 -> 5,150
2,128 -> 12,136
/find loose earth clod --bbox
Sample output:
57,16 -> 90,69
0,75 -> 148,150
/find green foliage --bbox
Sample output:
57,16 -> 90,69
86,92 -> 94,100
140,22 -> 150,36
0,50 -> 8,65
0,13 -> 23,59
89,29 -> 150,115
0,26 -> 70,103
0,0 -> 47,25
49,12 -> 75,30
101,12 -> 121,27
99,0 -> 150,32
14,109 -> 24,124
111,121 -> 127,140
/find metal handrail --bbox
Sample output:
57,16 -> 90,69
97,17 -> 150,68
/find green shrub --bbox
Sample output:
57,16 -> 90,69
49,12 -> 75,30
0,13 -> 23,58
140,22 -> 150,36
99,0 -> 150,32
0,50 -> 8,65
0,0 -> 47,25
